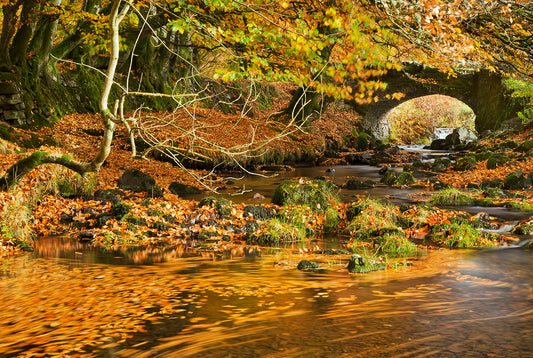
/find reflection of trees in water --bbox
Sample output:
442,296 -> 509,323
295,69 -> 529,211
34,237 -> 263,265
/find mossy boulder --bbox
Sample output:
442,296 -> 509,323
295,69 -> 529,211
454,155 -> 477,171
512,222 -> 533,235
502,170 -> 526,190
347,254 -> 386,273
109,202 -> 132,220
381,171 -> 415,186
516,140 -> 533,153
345,178 -> 374,189
199,196 -> 233,216
243,205 -> 275,220
271,179 -> 338,212
297,260 -> 320,270
431,158 -> 452,172
169,182 -> 201,195
118,168 -> 163,197
356,132 -> 370,151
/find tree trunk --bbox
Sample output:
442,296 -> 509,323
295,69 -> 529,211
0,0 -> 130,190
29,0 -> 63,82
0,0 -> 24,70
51,0 -> 102,62
9,1 -> 39,70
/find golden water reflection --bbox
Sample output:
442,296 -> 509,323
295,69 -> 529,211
0,245 -> 531,357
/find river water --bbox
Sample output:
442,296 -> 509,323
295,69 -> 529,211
0,242 -> 531,357
0,162 -> 532,357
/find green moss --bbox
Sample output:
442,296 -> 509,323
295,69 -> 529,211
247,218 -> 306,244
377,234 -> 418,258
430,188 -> 476,206
110,203 -> 132,220
324,207 -> 341,231
347,253 -> 386,273
430,223 -> 497,248
512,222 -> 533,235
502,170 -> 525,190
271,179 -> 338,212
454,155 -> 477,171
345,179 -> 374,189
502,201 -> 533,211
199,196 -> 233,216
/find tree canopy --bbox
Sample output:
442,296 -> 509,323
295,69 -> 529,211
0,0 -> 531,189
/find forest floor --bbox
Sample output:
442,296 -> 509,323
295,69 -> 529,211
0,93 -> 532,268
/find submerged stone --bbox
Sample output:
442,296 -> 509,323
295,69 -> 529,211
347,254 -> 386,273
297,260 -> 320,270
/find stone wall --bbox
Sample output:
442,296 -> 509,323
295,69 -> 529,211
351,65 -> 517,139
0,79 -> 27,125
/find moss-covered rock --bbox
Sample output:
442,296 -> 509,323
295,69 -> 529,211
271,179 -> 338,212
243,205 -> 275,220
168,182 -> 201,195
345,178 -> 374,189
512,222 -> 533,235
502,170 -> 526,190
347,254 -> 386,273
430,222 -> 498,248
110,203 -> 132,220
430,188 -> 476,206
454,155 -> 477,171
297,260 -> 320,270
199,196 -> 233,216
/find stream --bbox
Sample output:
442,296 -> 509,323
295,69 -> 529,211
1,159 -> 532,357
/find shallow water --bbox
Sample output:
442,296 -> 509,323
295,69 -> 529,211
2,160 -> 532,357
0,244 -> 531,357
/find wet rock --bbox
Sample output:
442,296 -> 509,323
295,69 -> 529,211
345,179 -> 374,190
118,169 -> 163,197
387,146 -> 401,155
78,231 -> 95,241
297,260 -> 320,270
378,166 -> 390,175
446,127 -> 478,147
252,193 -> 265,200
168,182 -> 201,195
244,205 -> 275,220
347,254 -> 386,273
454,155 -> 477,171
502,170 -> 526,190
93,188 -> 125,204
430,138 -> 447,150
199,197 -> 233,216
345,153 -> 372,164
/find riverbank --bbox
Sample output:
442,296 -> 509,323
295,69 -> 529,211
1,104 -> 532,264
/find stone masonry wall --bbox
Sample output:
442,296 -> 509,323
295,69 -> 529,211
0,79 -> 27,125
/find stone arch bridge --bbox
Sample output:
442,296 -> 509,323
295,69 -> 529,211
351,64 -> 520,140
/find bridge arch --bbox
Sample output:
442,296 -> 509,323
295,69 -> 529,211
352,65 -> 519,140
386,95 -> 475,144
